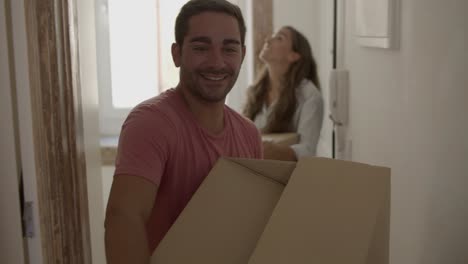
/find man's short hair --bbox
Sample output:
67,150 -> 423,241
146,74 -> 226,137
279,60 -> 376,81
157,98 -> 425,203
175,0 -> 246,46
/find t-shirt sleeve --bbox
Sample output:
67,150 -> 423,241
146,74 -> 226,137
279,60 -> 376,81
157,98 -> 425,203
114,108 -> 172,186
235,111 -> 264,159
290,95 -> 324,158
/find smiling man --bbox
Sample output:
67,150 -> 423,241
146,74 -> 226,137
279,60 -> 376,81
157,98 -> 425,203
104,1 -> 263,264
175,14 -> 243,104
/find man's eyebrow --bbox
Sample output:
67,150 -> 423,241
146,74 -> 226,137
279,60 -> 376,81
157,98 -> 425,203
189,36 -> 211,43
188,36 -> 241,46
223,39 -> 241,45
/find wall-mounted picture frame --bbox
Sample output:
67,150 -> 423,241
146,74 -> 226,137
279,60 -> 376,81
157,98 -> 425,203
355,0 -> 399,49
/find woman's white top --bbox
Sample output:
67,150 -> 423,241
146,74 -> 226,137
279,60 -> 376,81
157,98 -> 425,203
253,79 -> 324,158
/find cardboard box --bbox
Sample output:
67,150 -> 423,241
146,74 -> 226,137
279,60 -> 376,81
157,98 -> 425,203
151,157 -> 390,264
261,133 -> 299,146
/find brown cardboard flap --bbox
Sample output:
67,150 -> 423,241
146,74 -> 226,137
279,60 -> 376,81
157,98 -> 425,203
227,158 -> 296,185
151,157 -> 390,264
151,158 -> 296,264
365,171 -> 391,264
248,158 -> 391,264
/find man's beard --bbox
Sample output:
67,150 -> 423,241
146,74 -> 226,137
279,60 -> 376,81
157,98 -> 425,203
180,67 -> 239,103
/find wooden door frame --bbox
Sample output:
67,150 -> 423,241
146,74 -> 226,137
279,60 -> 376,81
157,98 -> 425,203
23,0 -> 92,263
252,0 -> 273,78
19,0 -> 274,262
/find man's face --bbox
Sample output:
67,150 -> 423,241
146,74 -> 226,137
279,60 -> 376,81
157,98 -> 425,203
172,12 -> 245,103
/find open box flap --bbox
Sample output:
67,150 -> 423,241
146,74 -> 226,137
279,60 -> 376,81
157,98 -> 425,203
226,158 -> 296,185
248,158 -> 391,264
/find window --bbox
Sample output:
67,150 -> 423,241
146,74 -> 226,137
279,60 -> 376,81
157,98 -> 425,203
96,0 -> 186,135
96,0 -> 249,136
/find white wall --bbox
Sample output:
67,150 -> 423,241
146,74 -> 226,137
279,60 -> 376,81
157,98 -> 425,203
76,0 -> 107,263
273,0 -> 334,157
273,0 -> 321,50
0,1 -> 25,262
342,0 -> 468,263
226,0 -> 254,112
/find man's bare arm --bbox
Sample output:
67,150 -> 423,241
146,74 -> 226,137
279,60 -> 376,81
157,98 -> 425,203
105,175 -> 157,264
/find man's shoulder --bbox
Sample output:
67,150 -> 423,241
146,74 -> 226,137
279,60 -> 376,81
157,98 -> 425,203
129,89 -> 181,121
123,89 -> 183,134
225,105 -> 259,134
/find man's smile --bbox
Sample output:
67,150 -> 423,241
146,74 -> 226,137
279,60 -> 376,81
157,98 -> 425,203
200,72 -> 228,81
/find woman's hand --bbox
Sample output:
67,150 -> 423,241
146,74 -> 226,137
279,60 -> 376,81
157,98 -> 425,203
262,141 -> 297,161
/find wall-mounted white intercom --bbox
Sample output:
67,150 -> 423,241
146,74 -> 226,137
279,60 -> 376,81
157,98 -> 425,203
329,69 -> 350,158
328,69 -> 349,127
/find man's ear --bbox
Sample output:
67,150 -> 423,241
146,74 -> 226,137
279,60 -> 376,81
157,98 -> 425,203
241,45 -> 246,63
171,43 -> 181,67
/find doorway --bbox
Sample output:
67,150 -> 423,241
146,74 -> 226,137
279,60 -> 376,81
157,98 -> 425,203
8,0 -> 338,263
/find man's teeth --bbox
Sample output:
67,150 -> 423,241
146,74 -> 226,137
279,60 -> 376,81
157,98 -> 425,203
202,74 -> 226,81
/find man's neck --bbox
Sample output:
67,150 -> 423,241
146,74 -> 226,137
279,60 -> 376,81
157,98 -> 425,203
177,86 -> 225,135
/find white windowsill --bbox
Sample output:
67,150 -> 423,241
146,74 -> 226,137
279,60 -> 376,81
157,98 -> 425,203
100,136 -> 118,166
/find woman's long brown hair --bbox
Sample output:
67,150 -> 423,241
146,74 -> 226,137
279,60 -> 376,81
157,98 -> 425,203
243,26 -> 320,133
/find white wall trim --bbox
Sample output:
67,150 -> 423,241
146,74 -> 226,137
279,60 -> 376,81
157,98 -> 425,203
10,0 -> 44,263
76,0 -> 107,263
0,0 -> 25,262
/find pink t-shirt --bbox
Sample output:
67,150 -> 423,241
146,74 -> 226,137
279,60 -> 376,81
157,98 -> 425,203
114,88 -> 263,252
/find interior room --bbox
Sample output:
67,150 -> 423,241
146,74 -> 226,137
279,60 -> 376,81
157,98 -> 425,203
2,0 -> 467,263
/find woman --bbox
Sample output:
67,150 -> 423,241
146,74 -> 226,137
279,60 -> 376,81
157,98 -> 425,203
243,26 -> 323,161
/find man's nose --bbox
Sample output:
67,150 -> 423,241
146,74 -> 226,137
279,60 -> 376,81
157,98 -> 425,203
207,49 -> 226,68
